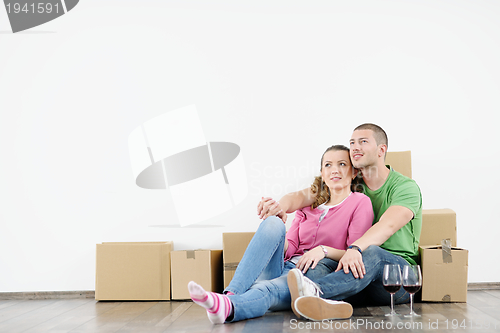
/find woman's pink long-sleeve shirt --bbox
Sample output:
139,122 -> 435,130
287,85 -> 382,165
284,192 -> 374,261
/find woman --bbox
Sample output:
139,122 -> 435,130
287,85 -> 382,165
187,145 -> 374,324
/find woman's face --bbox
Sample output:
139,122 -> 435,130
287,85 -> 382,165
321,150 -> 354,192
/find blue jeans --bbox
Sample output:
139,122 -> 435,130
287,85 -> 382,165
310,245 -> 410,306
224,216 -> 320,322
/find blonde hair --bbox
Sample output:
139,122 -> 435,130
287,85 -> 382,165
310,175 -> 331,209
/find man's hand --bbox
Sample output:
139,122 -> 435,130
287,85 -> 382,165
257,197 -> 286,222
296,247 -> 325,274
335,249 -> 366,279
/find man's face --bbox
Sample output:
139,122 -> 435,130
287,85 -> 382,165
349,129 -> 380,169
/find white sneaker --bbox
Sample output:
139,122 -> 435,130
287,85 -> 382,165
287,268 -> 322,318
295,296 -> 353,321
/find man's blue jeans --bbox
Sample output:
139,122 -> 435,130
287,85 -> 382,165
308,245 -> 410,306
224,216 -> 321,322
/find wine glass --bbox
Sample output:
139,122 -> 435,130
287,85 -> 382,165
383,264 -> 402,316
402,265 -> 422,317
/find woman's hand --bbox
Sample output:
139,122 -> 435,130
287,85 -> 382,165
257,197 -> 287,223
296,246 -> 325,274
335,249 -> 365,279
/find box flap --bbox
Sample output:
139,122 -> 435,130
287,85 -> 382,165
385,151 -> 412,179
101,241 -> 173,245
420,210 -> 457,247
422,209 -> 456,215
419,245 -> 466,251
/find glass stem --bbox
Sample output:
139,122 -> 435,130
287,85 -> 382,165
410,293 -> 414,313
391,293 -> 394,313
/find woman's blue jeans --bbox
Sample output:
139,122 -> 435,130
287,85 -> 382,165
224,216 -> 316,322
224,217 -> 410,322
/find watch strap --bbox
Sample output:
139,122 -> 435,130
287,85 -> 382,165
320,245 -> 328,257
348,245 -> 362,254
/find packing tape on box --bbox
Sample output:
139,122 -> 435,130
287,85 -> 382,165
223,263 -> 240,271
128,105 -> 248,226
441,239 -> 452,263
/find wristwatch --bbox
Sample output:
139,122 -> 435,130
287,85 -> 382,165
320,245 -> 328,258
347,245 -> 362,254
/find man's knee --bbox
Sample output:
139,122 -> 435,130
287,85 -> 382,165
362,245 -> 404,270
362,245 -> 383,258
361,245 -> 390,267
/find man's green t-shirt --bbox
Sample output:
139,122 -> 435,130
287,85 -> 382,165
361,167 -> 422,265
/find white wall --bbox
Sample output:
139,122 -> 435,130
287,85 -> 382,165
1,0 -> 499,292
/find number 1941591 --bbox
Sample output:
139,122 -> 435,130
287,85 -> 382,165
444,319 -> 498,330
6,2 -> 60,14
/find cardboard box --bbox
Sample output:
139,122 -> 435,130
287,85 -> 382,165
419,245 -> 468,302
95,241 -> 173,301
420,209 -> 457,247
170,250 -> 223,300
222,232 -> 255,289
385,152 -> 458,247
385,150 -> 412,178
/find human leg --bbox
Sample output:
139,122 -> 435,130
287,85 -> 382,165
288,268 -> 353,320
225,216 -> 287,295
188,281 -> 232,324
304,257 -> 339,281
313,245 -> 410,302
362,263 -> 410,306
290,246 -> 410,320
227,261 -> 295,322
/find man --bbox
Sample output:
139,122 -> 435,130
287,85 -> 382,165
257,123 -> 422,321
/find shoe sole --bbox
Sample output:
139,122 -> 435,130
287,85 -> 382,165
287,270 -> 302,318
295,296 -> 353,321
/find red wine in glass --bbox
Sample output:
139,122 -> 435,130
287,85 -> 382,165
384,284 -> 402,294
383,264 -> 402,316
402,265 -> 422,317
403,285 -> 421,294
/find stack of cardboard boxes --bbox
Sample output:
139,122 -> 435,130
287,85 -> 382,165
95,243 -> 223,301
386,151 -> 468,302
95,151 -> 468,302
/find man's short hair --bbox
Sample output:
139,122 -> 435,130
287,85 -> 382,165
353,123 -> 388,148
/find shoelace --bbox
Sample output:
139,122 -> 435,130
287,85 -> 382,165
305,279 -> 324,296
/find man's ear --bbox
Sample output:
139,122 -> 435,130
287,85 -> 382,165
352,168 -> 360,180
378,144 -> 388,158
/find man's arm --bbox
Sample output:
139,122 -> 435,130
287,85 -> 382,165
335,206 -> 414,278
352,206 -> 414,250
257,187 -> 316,219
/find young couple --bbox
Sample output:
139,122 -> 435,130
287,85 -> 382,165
187,123 -> 422,324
